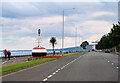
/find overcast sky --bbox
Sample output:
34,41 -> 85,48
1,0 -> 118,50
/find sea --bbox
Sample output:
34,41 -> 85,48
0,46 -> 85,57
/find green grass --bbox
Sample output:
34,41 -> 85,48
0,52 -> 86,73
62,52 -> 81,57
116,52 -> 120,55
62,51 -> 87,57
0,58 -> 57,73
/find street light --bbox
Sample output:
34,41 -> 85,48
75,27 -> 77,52
75,27 -> 77,47
62,8 -> 75,56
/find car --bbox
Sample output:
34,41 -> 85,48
95,50 -> 102,52
105,50 -> 110,53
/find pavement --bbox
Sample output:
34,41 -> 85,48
1,54 -> 62,66
1,52 -> 119,82
1,56 -> 31,66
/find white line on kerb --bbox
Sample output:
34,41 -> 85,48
42,55 -> 83,81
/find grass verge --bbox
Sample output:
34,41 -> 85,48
62,52 -> 81,57
0,58 -> 57,74
0,52 -> 86,74
116,52 -> 120,55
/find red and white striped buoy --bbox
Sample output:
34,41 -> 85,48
32,29 -> 47,57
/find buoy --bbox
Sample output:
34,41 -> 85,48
32,46 -> 47,57
32,29 -> 47,57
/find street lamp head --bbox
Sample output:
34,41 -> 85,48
64,8 -> 75,11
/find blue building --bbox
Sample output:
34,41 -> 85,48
85,44 -> 96,51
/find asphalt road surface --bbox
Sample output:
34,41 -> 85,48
2,52 -> 118,82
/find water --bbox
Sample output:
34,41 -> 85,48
0,46 -> 83,57
0,50 -> 32,57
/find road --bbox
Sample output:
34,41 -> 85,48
2,52 -> 119,82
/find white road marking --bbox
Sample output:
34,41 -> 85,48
2,61 -> 8,64
52,72 -> 56,75
62,65 -> 66,68
47,75 -> 53,78
58,69 -> 61,71
112,63 -> 114,65
61,66 -> 65,69
55,70 -> 59,72
108,61 -> 110,62
116,67 -> 119,69
43,78 -> 48,81
42,55 -> 83,81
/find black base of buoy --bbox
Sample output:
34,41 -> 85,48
32,53 -> 47,57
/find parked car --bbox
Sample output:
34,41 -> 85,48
95,50 -> 102,52
105,50 -> 110,53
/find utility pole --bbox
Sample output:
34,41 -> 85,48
62,10 -> 64,56
79,33 -> 80,52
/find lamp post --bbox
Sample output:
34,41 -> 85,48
79,34 -> 80,52
75,27 -> 77,52
75,27 -> 77,47
62,8 -> 75,56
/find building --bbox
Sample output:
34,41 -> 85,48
85,44 -> 96,51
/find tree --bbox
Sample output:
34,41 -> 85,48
80,41 -> 89,49
50,37 -> 57,55
96,21 -> 120,51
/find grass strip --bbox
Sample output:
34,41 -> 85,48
116,52 -> 120,55
1,52 -> 86,73
0,58 -> 57,73
62,52 -> 81,57
62,51 -> 87,57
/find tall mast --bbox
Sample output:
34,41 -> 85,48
38,29 -> 40,47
